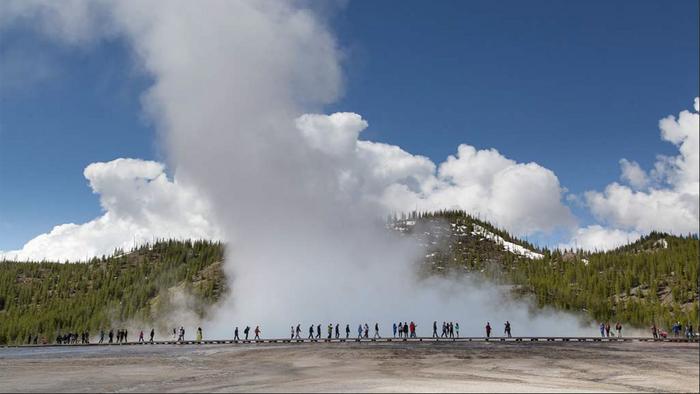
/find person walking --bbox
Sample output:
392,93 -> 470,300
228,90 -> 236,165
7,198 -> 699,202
234,326 -> 240,341
108,329 -> 114,344
150,328 -> 155,343
374,323 -> 381,339
393,322 -> 397,338
308,325 -> 314,340
364,323 -> 369,339
345,324 -> 350,339
504,321 -> 512,338
335,324 -> 340,339
651,324 -> 658,339
244,326 -> 250,340
449,322 -> 454,339
485,322 -> 492,338
316,324 -> 321,339
254,325 -> 261,340
605,322 -> 611,337
196,327 -> 203,342
685,323 -> 694,339
327,324 -> 333,339
398,322 -> 403,338
139,330 -> 144,343
357,324 -> 363,339
615,322 -> 622,337
455,322 -> 460,338
295,324 -> 302,339
432,321 -> 438,338
99,329 -> 105,344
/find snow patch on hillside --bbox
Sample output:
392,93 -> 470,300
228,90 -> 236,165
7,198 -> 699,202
654,238 -> 669,249
472,225 -> 544,260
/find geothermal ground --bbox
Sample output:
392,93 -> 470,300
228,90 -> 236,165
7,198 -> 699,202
0,341 -> 697,393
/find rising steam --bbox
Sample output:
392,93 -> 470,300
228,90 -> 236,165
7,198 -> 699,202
3,0 -> 590,337
110,0 -> 587,337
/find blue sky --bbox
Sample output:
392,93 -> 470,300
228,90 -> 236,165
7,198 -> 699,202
0,0 -> 698,251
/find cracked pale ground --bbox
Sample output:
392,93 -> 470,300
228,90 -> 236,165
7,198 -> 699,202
0,342 -> 697,392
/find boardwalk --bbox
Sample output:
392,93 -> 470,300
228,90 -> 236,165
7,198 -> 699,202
4,336 -> 698,348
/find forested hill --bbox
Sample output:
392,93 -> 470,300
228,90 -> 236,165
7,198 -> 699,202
0,240 -> 226,345
1,211 -> 697,344
393,211 -> 698,330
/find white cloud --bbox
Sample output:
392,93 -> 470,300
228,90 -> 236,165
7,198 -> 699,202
585,183 -> 698,235
2,1 -> 695,261
425,147 -> 576,235
559,225 -> 641,252
619,159 -> 649,190
296,113 -> 576,236
296,112 -> 367,157
3,111 -> 579,261
1,158 -> 221,261
584,98 -> 699,235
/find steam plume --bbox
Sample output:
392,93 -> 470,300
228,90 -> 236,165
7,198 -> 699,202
2,0 -> 588,336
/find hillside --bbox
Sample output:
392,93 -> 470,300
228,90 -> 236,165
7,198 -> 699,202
1,211 -> 697,344
395,211 -> 698,329
0,240 -> 225,344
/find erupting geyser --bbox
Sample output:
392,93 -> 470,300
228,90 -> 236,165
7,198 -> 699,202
2,0 -> 590,337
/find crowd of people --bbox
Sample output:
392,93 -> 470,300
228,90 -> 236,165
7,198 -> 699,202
39,318 -> 699,345
233,325 -> 261,340
395,322 -> 418,338
55,331 -> 90,344
431,321 -> 459,338
652,322 -> 695,339
598,322 -> 623,337
284,320 -> 512,340
287,322 -> 416,340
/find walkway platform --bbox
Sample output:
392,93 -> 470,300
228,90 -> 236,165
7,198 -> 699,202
4,336 -> 698,348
